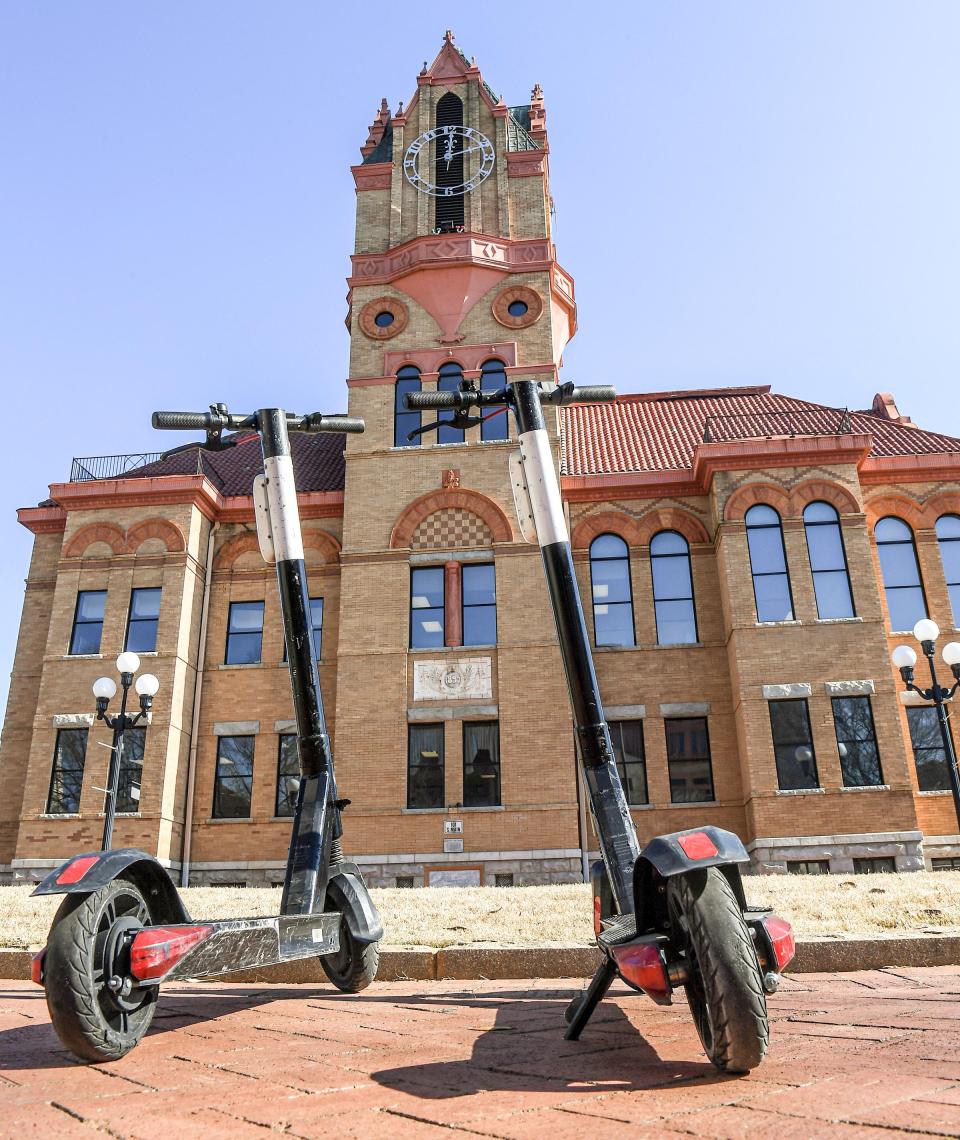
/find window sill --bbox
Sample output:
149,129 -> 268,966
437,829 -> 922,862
276,661 -> 324,667
62,654 -> 104,661
408,645 -> 498,653
814,617 -> 863,625
204,816 -> 253,824
755,620 -> 802,628
775,788 -> 826,796
663,800 -> 718,808
39,813 -> 81,819
218,662 -> 263,670
401,805 -> 505,814
841,784 -> 890,792
595,643 -> 705,652
918,789 -> 953,796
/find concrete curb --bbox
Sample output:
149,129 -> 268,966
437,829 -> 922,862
4,933 -> 960,984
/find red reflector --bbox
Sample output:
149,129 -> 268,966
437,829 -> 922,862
678,831 -> 719,860
611,941 -> 670,1000
761,914 -> 795,971
129,925 -> 213,981
56,856 -> 100,885
593,894 -> 602,938
31,949 -> 46,986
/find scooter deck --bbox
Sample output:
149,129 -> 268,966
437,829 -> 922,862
597,912 -> 637,948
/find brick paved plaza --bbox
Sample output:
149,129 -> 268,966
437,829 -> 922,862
2,969 -> 960,1137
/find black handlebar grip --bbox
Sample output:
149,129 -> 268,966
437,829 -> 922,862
151,411 -> 215,430
404,391 -> 460,409
566,386 -> 617,403
303,414 -> 365,434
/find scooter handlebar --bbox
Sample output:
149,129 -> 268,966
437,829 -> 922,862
403,383 -> 618,411
152,410 -> 365,434
152,410 -> 238,431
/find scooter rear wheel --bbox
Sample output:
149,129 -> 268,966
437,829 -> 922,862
43,878 -> 158,1063
666,867 -> 768,1073
321,914 -> 379,992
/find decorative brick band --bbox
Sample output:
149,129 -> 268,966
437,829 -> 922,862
391,489 -> 513,549
63,518 -> 187,558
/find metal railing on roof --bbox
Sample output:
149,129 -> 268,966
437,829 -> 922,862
702,408 -> 853,444
70,452 -> 164,482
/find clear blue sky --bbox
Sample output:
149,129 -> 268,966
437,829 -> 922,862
1,2 -> 959,718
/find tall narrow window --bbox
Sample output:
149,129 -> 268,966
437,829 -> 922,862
803,502 -> 855,619
589,534 -> 635,647
117,727 -> 146,813
745,505 -> 794,622
463,721 -> 500,807
480,359 -> 509,442
906,706 -> 953,791
225,601 -> 264,665
665,718 -> 714,802
276,734 -> 300,817
69,590 -> 107,655
437,361 -> 465,444
213,735 -> 254,819
408,724 -> 444,809
394,366 -> 421,448
768,700 -> 819,790
410,567 -> 445,648
125,588 -> 162,653
434,93 -> 465,232
462,564 -> 496,646
832,697 -> 882,787
283,597 -> 323,661
875,517 -> 927,631
936,515 -> 960,625
609,721 -> 647,805
46,728 -> 88,814
650,531 -> 697,645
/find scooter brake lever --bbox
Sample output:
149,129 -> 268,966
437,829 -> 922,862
407,412 -> 482,441
160,436 -> 239,461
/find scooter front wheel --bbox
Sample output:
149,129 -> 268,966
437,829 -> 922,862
666,867 -> 768,1073
43,878 -> 158,1063
320,914 -> 379,992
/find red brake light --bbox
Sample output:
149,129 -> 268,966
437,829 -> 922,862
56,856 -> 100,885
129,925 -> 213,981
761,914 -> 795,971
593,894 -> 602,937
31,949 -> 46,986
678,831 -> 719,860
611,941 -> 671,1000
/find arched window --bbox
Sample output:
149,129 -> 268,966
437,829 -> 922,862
745,505 -> 794,622
394,366 -> 421,448
875,517 -> 927,631
650,531 -> 697,644
936,515 -> 960,624
435,93 -> 464,233
480,358 -> 508,442
803,501 -> 855,619
589,534 -> 635,647
437,361 -> 465,444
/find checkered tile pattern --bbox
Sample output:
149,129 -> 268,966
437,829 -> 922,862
411,509 -> 493,550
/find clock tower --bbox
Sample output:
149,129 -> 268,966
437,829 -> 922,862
333,32 -> 582,875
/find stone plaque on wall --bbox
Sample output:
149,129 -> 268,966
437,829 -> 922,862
413,658 -> 492,701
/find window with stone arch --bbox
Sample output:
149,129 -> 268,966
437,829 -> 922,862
936,514 -> 960,625
480,358 -> 509,442
394,365 -> 421,448
650,531 -> 697,645
803,501 -> 855,619
436,361 -> 465,444
589,533 -> 635,647
875,516 -> 927,632
745,504 -> 794,623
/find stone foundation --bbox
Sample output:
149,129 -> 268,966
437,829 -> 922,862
746,831 -> 925,874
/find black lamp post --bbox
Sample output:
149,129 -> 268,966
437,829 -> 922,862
92,652 -> 159,850
892,618 -> 960,832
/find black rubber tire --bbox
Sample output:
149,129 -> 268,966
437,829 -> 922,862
666,867 -> 769,1073
43,879 -> 158,1063
320,914 -> 379,992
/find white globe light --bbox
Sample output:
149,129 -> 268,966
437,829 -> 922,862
892,645 -> 918,669
943,643 -> 960,667
135,673 -> 160,697
795,746 -> 812,763
116,651 -> 141,675
838,742 -> 848,758
92,676 -> 117,700
914,619 -> 940,643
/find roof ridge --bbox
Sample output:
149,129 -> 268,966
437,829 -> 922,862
616,385 -> 772,403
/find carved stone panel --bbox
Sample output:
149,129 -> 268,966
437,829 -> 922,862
413,657 -> 493,701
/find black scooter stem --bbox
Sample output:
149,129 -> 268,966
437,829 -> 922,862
510,381 -> 640,912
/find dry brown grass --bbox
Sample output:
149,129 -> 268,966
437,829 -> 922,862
3,872 -> 959,952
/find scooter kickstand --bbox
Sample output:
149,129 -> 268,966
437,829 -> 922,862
563,958 -> 617,1041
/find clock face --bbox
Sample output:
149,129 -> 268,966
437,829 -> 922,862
403,126 -> 496,197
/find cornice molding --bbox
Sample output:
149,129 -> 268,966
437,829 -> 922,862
348,234 -> 560,287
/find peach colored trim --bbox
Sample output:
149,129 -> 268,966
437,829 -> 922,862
394,264 -> 505,344
789,480 -> 861,516
215,529 -> 341,569
924,493 -> 960,524
864,493 -> 926,531
694,435 -> 873,487
351,163 -> 392,191
358,297 -> 409,340
723,483 -> 792,522
444,561 -> 462,647
48,476 -> 222,521
63,522 -> 127,558
860,454 -> 960,485
571,511 -> 643,550
382,344 -> 517,376
17,506 -> 66,534
217,492 -> 344,524
390,489 -> 513,549
635,510 -> 710,546
561,472 -> 703,502
491,285 -> 543,329
506,151 -> 547,178
125,518 -> 186,554
348,234 -> 557,287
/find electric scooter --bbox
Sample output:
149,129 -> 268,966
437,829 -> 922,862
405,378 -> 795,1073
31,405 -> 383,1063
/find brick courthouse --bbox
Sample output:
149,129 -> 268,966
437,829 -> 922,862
4,35 -> 960,886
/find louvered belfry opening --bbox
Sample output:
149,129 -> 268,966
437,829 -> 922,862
434,92 -> 465,232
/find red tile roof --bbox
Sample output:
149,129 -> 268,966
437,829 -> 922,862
559,386 -> 960,476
